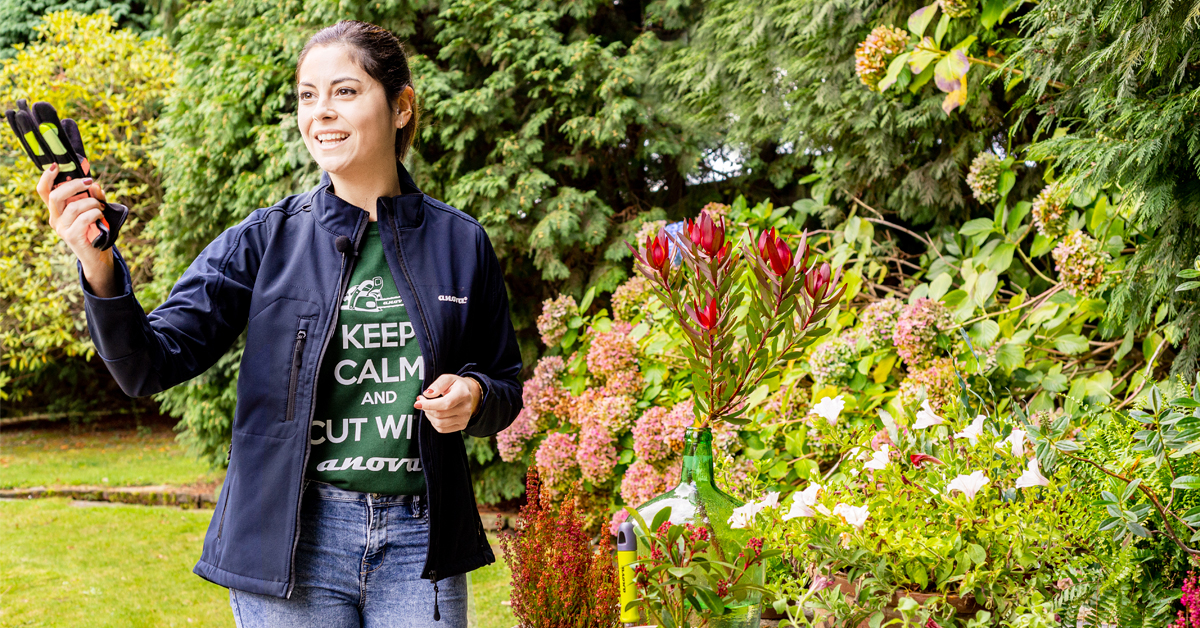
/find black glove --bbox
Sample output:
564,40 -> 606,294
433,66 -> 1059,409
5,99 -> 128,250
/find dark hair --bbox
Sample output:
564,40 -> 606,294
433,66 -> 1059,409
296,20 -> 420,162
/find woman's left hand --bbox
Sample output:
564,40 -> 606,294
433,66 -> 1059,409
415,374 -> 482,433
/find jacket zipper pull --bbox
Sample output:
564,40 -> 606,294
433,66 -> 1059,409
225,442 -> 232,465
432,573 -> 441,621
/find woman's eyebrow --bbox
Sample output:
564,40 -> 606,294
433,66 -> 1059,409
297,77 -> 363,88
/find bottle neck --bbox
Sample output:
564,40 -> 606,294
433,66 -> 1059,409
680,427 -> 715,486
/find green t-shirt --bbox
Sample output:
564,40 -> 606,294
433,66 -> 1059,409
306,222 -> 427,495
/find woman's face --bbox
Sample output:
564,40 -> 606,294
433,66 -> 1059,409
296,45 -> 410,178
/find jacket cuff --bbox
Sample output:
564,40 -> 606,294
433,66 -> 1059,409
78,248 -> 147,361
456,364 -> 491,430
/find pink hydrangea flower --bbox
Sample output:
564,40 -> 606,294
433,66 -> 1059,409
603,368 -> 643,397
611,275 -> 657,322
621,460 -> 680,508
577,423 -> 619,484
809,332 -> 859,386
893,298 -> 953,368
522,356 -> 570,418
536,294 -> 577,347
608,507 -> 631,537
859,297 -> 904,349
535,432 -> 579,497
497,407 -> 538,463
570,389 -> 637,433
633,405 -> 691,465
587,321 -> 639,379
897,357 -> 957,412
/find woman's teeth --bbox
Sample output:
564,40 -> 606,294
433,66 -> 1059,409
317,132 -> 349,148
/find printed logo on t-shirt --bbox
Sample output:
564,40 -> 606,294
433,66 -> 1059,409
342,276 -> 405,312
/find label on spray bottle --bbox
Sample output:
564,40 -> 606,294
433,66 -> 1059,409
617,520 -> 639,624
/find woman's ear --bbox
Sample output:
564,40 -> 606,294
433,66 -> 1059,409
394,85 -> 415,129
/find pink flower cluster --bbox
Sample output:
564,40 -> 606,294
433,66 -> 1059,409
536,294 -> 577,347
1171,571 -> 1199,628
534,432 -> 579,497
1031,183 -> 1071,239
570,389 -> 637,433
809,332 -> 859,386
498,408 -> 539,463
602,369 -> 642,397
523,356 -> 569,418
611,276 -> 655,322
586,321 -> 638,380
1052,230 -> 1110,297
577,422 -> 619,484
859,297 -> 904,349
633,405 -> 691,465
620,460 -> 680,509
897,357 -> 958,413
893,297 -> 953,368
855,25 -> 909,91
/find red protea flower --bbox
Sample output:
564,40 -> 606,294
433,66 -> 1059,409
686,211 -> 726,257
805,262 -> 832,298
757,228 -> 794,276
688,297 -> 719,330
909,453 -> 945,468
646,232 -> 670,269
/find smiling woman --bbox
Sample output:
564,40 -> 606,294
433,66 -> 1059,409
33,18 -> 523,628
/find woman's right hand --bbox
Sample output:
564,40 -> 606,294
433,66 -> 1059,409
37,161 -> 120,298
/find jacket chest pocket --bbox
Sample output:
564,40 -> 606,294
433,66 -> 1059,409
238,297 -> 321,437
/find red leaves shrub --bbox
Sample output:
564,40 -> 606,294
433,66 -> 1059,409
500,467 -> 619,628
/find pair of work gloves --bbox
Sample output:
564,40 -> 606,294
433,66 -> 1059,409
5,99 -> 127,250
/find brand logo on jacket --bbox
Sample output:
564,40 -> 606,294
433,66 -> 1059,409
438,294 -> 467,304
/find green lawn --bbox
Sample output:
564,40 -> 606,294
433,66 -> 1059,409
0,422 -> 224,489
0,422 -> 514,627
0,498 -> 515,628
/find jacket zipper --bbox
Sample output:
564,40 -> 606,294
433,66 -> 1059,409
217,460 -> 231,540
387,211 -> 445,619
284,329 -> 307,422
285,215 -> 368,599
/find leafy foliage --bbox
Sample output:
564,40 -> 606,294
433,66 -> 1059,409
0,0 -> 155,57
0,10 -> 173,403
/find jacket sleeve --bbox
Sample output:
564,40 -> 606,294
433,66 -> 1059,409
459,228 -> 524,438
80,219 -> 260,397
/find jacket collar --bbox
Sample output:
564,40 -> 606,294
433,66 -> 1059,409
313,160 -> 425,236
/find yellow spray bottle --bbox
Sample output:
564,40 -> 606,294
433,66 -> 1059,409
617,520 -> 640,624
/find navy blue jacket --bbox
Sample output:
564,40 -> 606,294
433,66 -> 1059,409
80,162 -> 523,598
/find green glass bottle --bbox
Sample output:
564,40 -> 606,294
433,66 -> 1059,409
635,426 -> 763,627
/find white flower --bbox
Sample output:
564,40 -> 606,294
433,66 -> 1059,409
832,503 -> 870,529
954,415 -> 988,446
913,400 -> 945,429
947,470 -> 990,501
811,394 -> 846,425
728,501 -> 763,529
864,445 -> 890,471
999,428 -> 1028,457
815,504 -> 832,517
760,491 -> 781,509
784,483 -> 822,520
1015,457 -> 1050,489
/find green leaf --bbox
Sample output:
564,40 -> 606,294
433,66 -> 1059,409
650,506 -> 673,536
909,37 -> 941,74
579,286 -> 596,313
973,270 -> 999,307
1172,476 -> 1200,490
906,562 -> 929,590
1177,281 -> 1200,292
908,4 -> 938,37
966,543 -> 986,566
934,13 -> 950,47
928,272 -> 954,300
1054,334 -> 1089,355
987,243 -> 1016,272
1008,201 -> 1031,234
959,218 -> 996,236
981,0 -> 1012,28
1031,233 -> 1055,257
878,52 -> 911,92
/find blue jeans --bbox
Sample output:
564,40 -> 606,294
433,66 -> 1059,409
229,480 -> 468,627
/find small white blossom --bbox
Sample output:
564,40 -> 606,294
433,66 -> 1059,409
1015,457 -> 1050,489
864,445 -> 890,471
954,415 -> 988,446
999,428 -> 1028,457
947,470 -> 990,501
760,491 -> 781,509
784,483 -> 822,520
811,395 -> 846,425
832,503 -> 870,529
913,400 -> 945,429
728,501 -> 764,529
